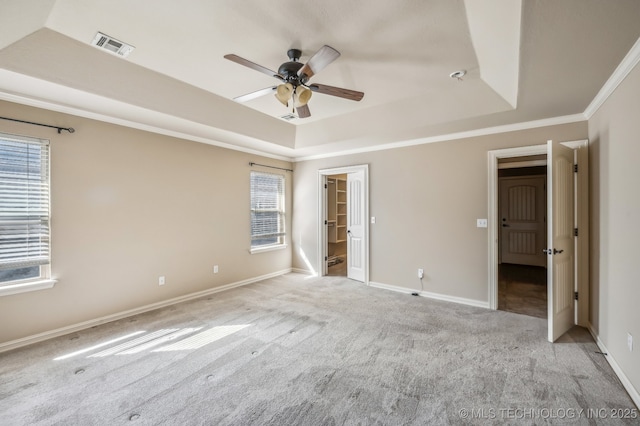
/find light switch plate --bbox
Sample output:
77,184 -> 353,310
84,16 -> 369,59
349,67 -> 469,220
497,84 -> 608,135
477,219 -> 488,228
371,217 -> 376,224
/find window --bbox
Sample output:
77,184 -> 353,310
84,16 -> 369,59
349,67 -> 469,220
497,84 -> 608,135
0,133 -> 52,292
250,171 -> 286,251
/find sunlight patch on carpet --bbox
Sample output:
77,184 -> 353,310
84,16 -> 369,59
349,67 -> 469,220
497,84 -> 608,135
53,331 -> 146,360
153,325 -> 251,352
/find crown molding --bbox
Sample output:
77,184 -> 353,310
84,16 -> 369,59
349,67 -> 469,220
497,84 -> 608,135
293,113 -> 586,162
0,90 -> 295,162
584,36 -> 640,119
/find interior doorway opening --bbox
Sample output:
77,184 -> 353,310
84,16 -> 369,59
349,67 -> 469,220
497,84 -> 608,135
318,165 -> 369,283
488,140 -> 589,342
497,160 -> 548,319
326,174 -> 347,277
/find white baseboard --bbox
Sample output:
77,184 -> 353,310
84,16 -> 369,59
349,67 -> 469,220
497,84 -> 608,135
290,268 -> 315,275
587,323 -> 640,408
368,281 -> 490,309
0,268 -> 293,354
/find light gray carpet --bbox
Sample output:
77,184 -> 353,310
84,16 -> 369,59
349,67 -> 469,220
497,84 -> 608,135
0,273 -> 637,425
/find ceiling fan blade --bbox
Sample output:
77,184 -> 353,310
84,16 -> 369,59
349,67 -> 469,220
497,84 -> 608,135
224,54 -> 284,80
296,104 -> 311,118
309,83 -> 364,102
298,45 -> 340,81
233,86 -> 278,103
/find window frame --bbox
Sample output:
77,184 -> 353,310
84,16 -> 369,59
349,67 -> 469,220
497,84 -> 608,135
249,171 -> 287,254
0,132 -> 56,297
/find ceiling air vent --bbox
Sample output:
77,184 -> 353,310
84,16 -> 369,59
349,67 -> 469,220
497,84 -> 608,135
91,32 -> 134,58
280,113 -> 298,121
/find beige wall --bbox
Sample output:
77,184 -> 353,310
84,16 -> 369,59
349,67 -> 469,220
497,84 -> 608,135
0,101 -> 292,343
589,63 -> 640,395
292,122 -> 587,303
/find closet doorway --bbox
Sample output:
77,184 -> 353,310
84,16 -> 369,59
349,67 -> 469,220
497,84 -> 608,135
326,174 -> 347,276
318,165 -> 369,283
497,157 -> 548,319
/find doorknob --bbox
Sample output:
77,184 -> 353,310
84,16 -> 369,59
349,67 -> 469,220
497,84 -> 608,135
543,248 -> 564,255
502,223 -> 510,227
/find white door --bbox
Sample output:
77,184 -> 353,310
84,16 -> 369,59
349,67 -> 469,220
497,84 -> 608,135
347,170 -> 365,282
547,140 -> 575,342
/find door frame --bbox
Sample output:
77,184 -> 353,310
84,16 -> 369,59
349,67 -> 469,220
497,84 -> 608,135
487,140 -> 589,327
318,164 -> 369,283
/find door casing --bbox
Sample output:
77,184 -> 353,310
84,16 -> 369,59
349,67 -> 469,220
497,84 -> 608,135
488,140 -> 589,328
318,165 -> 369,283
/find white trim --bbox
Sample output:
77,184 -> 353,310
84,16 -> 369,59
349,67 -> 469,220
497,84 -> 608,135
249,243 -> 288,254
290,268 -> 314,275
0,269 -> 292,353
369,281 -> 490,309
317,165 -> 370,284
294,114 -> 585,162
587,323 -> 640,408
584,36 -> 640,119
0,279 -> 56,297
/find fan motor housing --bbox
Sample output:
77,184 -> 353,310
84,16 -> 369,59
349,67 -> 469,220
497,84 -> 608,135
278,61 -> 303,83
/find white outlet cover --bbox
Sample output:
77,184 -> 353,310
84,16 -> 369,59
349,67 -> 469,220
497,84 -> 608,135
628,333 -> 633,352
477,219 -> 488,228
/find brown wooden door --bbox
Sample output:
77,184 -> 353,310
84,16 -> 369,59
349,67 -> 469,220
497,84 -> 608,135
499,176 -> 546,267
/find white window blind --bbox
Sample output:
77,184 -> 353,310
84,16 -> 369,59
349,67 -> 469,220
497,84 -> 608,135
0,134 -> 50,271
250,171 -> 285,248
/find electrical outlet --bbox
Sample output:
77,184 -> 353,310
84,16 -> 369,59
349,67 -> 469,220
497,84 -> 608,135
159,276 -> 165,286
477,218 -> 488,228
418,268 -> 424,279
628,333 -> 633,352
213,265 -> 219,274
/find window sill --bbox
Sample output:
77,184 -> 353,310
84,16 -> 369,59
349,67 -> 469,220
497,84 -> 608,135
250,244 -> 288,254
0,279 -> 57,297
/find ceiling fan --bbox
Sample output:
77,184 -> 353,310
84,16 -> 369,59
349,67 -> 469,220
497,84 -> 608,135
224,45 -> 364,119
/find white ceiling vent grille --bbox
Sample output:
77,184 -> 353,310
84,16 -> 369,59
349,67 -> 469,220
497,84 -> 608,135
91,32 -> 134,58
280,113 -> 298,121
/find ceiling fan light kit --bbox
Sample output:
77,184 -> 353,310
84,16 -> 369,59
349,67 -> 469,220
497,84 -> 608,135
275,83 -> 294,106
225,45 -> 364,119
294,85 -> 312,107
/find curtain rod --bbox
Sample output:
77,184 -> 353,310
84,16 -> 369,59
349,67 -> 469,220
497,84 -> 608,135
249,162 -> 293,172
0,116 -> 75,134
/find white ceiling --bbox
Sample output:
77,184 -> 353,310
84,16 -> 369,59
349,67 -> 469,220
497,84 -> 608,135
0,0 -> 639,160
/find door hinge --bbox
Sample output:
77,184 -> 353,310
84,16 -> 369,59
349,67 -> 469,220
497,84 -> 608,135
324,184 -> 328,189
574,291 -> 579,301
574,164 -> 578,173
325,256 -> 328,261
324,220 -> 328,225
574,228 -> 579,237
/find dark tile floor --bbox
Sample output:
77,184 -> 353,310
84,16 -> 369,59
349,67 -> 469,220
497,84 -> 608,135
498,263 -> 547,318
